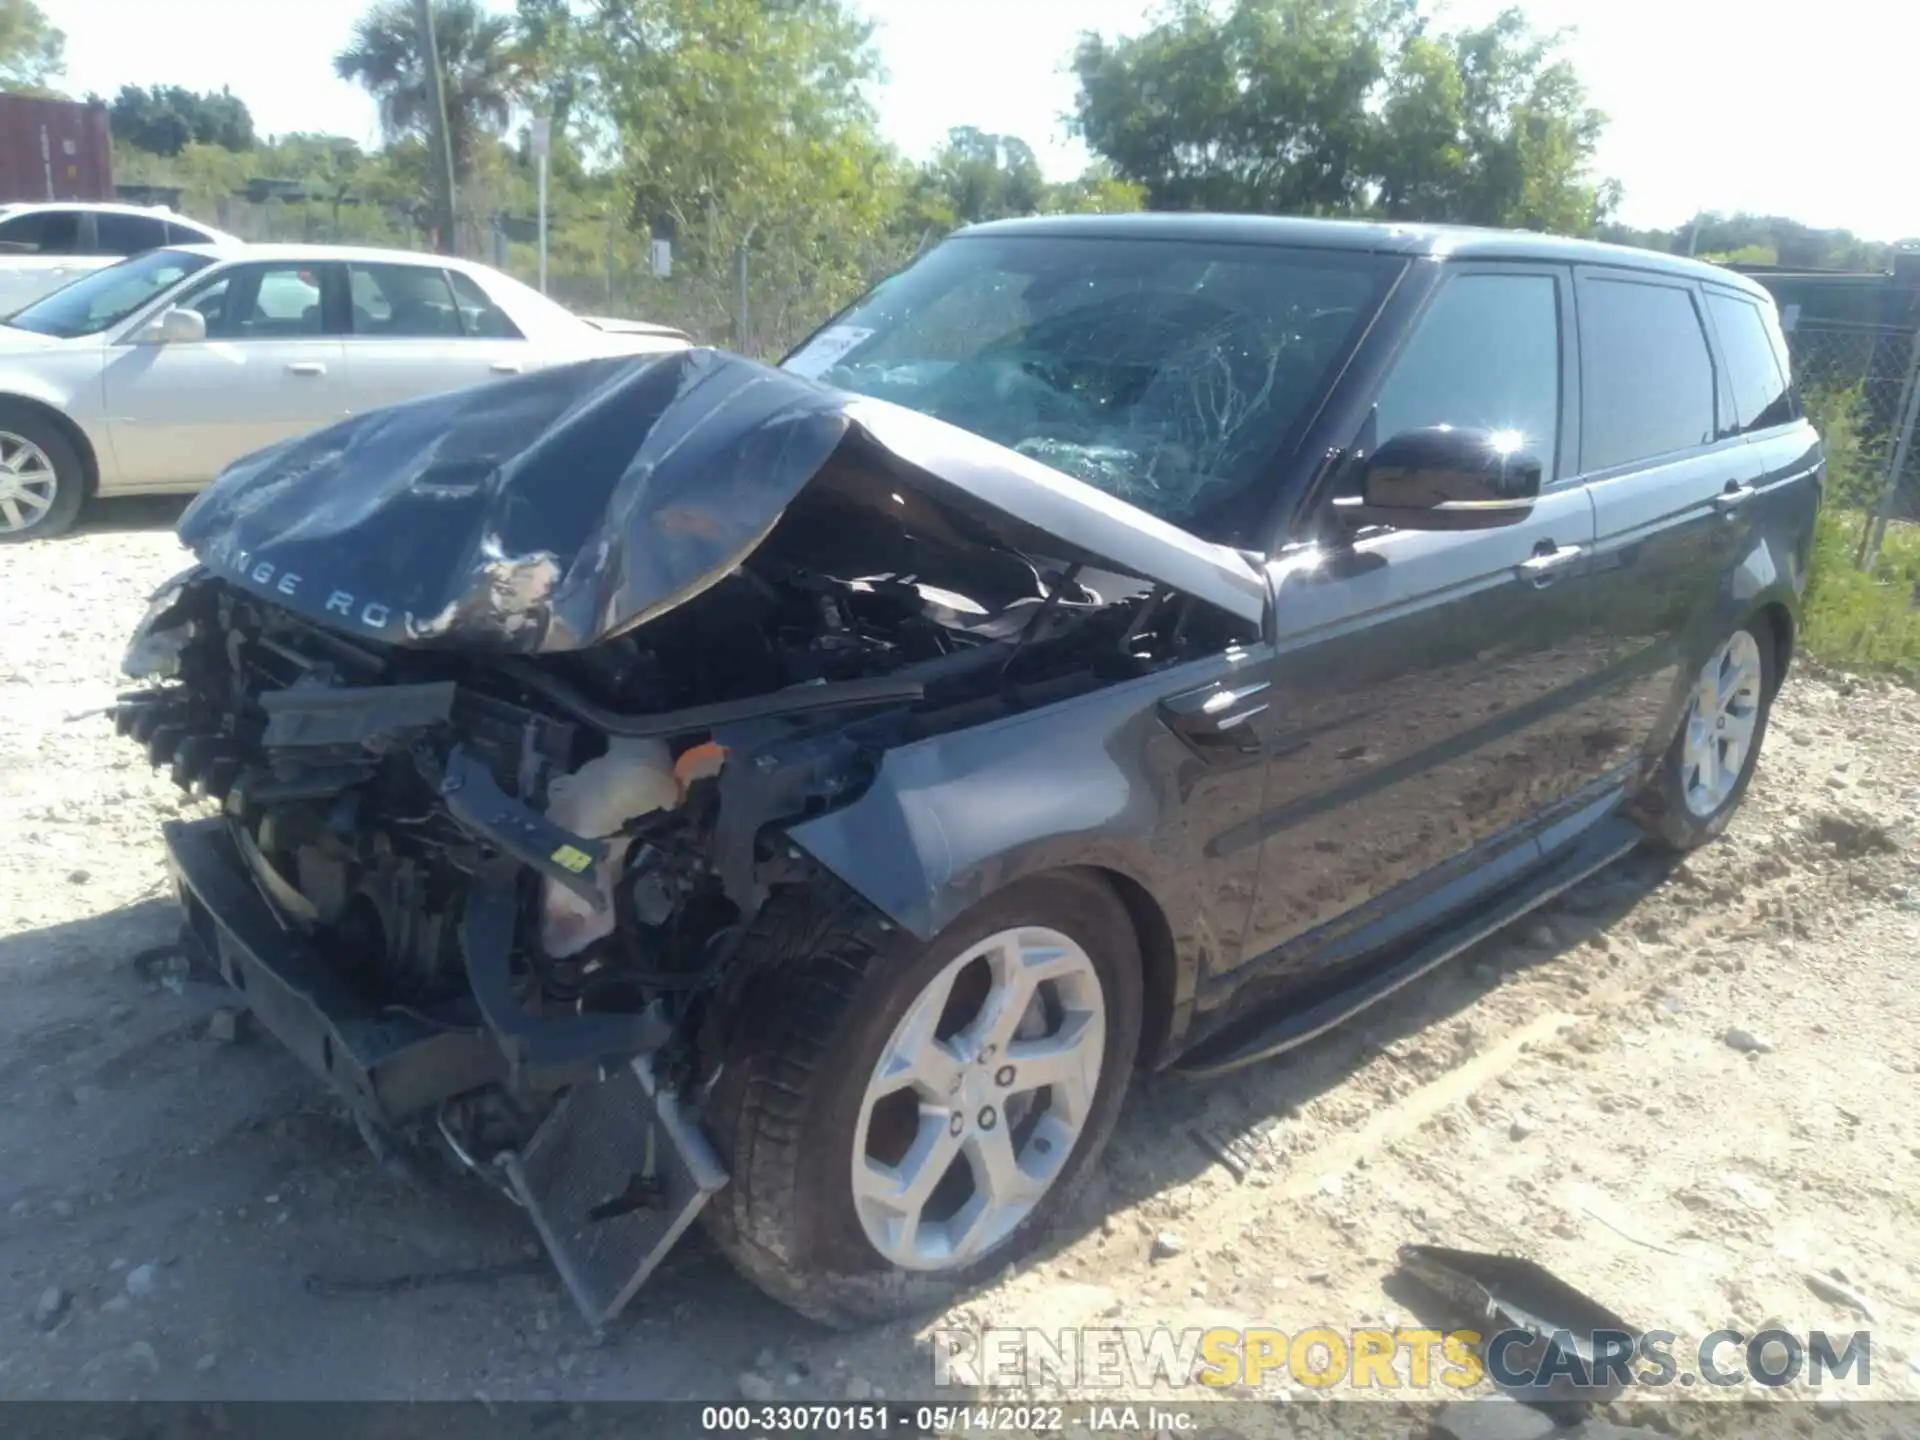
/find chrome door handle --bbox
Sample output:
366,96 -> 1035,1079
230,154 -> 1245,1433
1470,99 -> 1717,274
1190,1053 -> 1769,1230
286,361 -> 326,376
1517,543 -> 1584,585
489,360 -> 524,374
1714,483 -> 1756,513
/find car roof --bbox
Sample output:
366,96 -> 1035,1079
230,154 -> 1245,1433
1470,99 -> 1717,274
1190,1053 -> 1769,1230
165,240 -> 505,271
0,198 -> 222,223
0,200 -> 182,218
959,213 -> 1773,300
0,200 -> 239,241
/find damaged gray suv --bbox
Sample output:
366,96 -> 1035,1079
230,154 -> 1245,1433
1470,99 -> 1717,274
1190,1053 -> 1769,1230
115,215 -> 1820,1328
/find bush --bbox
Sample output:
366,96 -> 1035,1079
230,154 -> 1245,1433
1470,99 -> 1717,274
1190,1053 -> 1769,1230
1802,508 -> 1920,682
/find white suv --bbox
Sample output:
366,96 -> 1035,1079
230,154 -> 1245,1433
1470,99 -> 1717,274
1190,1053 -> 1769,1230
0,202 -> 237,314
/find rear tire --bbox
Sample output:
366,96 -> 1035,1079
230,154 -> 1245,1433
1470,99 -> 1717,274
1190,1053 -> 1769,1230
701,871 -> 1142,1328
1635,623 -> 1777,851
0,405 -> 86,542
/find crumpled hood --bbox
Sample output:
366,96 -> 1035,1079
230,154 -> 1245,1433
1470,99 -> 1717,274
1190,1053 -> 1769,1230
177,347 -> 1266,653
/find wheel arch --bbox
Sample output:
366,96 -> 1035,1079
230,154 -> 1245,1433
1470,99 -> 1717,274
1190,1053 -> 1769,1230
0,393 -> 101,498
1078,865 -> 1182,1071
1750,598 -> 1795,695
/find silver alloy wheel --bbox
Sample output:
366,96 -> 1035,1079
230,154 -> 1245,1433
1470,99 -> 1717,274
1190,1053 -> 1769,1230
851,925 -> 1106,1271
1680,630 -> 1763,817
0,431 -> 57,536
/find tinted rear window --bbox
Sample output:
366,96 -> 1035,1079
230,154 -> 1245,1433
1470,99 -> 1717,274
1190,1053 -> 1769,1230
95,212 -> 171,256
1578,276 -> 1716,472
0,209 -> 80,254
1707,291 -> 1794,434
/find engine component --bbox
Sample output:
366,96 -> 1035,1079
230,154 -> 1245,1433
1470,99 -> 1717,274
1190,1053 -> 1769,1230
538,737 -> 681,959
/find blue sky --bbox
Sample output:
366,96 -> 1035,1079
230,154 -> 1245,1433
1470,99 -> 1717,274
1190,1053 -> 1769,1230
40,0 -> 1920,241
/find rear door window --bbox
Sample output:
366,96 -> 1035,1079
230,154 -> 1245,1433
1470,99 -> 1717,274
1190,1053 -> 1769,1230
446,269 -> 522,338
1706,291 -> 1795,434
348,263 -> 464,337
0,209 -> 83,255
95,212 -> 172,256
1576,276 -> 1717,472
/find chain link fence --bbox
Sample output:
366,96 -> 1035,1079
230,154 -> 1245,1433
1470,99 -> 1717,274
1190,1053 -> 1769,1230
1751,270 -> 1920,570
201,191 -> 924,361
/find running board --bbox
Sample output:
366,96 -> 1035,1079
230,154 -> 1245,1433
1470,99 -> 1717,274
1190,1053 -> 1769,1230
1175,819 -> 1642,1079
500,1055 -> 727,1331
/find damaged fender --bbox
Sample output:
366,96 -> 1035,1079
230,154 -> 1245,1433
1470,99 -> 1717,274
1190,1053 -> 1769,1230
786,647 -> 1277,1062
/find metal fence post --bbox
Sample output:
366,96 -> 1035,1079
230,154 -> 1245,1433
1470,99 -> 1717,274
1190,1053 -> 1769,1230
1858,328 -> 1920,570
736,240 -> 750,353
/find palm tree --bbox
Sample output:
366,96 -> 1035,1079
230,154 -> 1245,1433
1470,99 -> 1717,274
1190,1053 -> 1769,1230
334,0 -> 515,181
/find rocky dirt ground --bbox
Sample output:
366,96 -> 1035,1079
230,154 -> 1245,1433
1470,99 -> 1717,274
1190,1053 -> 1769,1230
1,504 -> 1916,1426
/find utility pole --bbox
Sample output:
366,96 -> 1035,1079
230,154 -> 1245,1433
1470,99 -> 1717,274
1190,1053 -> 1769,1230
532,116 -> 550,293
736,222 -> 756,354
414,0 -> 459,255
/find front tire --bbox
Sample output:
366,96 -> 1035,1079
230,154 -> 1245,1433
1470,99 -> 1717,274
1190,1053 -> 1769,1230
701,871 -> 1142,1327
0,406 -> 86,542
1636,624 -> 1777,850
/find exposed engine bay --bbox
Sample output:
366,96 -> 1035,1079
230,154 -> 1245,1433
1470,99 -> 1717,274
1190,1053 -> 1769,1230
113,348 -> 1260,1323
124,539 -> 1227,1033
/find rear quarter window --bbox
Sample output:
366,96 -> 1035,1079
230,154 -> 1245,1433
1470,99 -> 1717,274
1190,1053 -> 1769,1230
1577,275 -> 1717,473
1706,290 -> 1794,434
95,212 -> 171,256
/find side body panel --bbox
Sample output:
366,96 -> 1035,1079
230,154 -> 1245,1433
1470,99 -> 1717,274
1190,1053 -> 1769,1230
1582,267 -> 1819,776
102,335 -> 351,488
101,258 -> 353,490
1218,481 -> 1603,1000
786,647 -> 1274,1061
1208,259 -> 1628,1021
340,335 -> 535,413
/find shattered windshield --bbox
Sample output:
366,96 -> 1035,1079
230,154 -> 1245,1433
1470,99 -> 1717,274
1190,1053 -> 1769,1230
784,234 -> 1400,540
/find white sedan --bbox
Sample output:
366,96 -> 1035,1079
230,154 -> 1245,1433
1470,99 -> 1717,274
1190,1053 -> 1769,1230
0,242 -> 690,539
0,201 -> 239,314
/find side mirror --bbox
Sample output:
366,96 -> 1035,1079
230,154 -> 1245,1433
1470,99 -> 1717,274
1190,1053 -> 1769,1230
1332,426 -> 1543,531
137,306 -> 207,345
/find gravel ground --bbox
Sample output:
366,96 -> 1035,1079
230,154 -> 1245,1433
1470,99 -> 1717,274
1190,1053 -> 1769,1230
2,504 -> 1917,1417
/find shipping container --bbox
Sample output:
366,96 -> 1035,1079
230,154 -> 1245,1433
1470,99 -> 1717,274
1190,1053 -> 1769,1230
0,93 -> 113,204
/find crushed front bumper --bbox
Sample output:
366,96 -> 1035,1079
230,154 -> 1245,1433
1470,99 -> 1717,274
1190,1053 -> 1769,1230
164,816 -> 729,1327
166,817 -> 507,1122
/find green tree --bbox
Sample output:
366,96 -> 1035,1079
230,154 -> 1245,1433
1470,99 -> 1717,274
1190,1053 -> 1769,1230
1597,213 -> 1909,271
574,0 -> 905,352
0,0 -> 63,91
1371,9 -> 1611,232
917,126 -> 1047,225
109,85 -> 255,156
1040,162 -> 1147,216
1072,0 -> 1398,215
511,0 -> 578,144
1071,0 -> 1613,234
335,0 -> 517,182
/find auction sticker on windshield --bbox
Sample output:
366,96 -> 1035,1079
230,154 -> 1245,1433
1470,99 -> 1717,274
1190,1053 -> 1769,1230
784,325 -> 873,379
